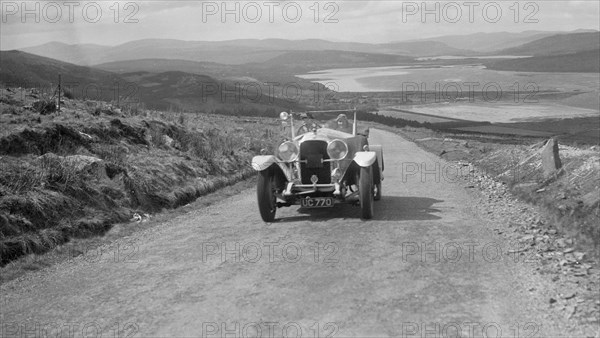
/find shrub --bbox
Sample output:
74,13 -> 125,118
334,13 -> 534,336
1,106 -> 19,115
33,100 -> 57,115
63,88 -> 75,99
93,144 -> 128,166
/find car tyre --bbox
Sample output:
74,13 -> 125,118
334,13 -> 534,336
359,166 -> 374,219
257,170 -> 276,222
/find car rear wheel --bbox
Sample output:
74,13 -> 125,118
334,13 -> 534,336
359,166 -> 374,219
257,170 -> 276,222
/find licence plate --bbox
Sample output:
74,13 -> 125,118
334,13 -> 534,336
300,197 -> 334,208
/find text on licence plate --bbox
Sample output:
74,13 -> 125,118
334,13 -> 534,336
301,197 -> 334,208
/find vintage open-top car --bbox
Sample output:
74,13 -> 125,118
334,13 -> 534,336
251,110 -> 384,221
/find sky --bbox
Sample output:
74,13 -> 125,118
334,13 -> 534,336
1,0 -> 599,50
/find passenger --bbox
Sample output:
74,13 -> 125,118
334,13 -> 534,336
336,114 -> 348,129
335,114 -> 353,133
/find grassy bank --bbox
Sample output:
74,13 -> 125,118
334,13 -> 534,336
0,87 -> 280,264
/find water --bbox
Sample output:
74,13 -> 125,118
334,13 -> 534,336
296,65 -> 600,93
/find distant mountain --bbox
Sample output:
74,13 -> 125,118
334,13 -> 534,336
21,40 -> 288,66
259,50 -> 414,71
486,50 -> 600,73
0,50 -> 300,112
20,38 -> 469,66
377,41 -> 472,56
17,30 -> 599,68
0,50 -> 123,101
241,38 -> 472,56
95,51 -> 414,79
494,32 -> 600,56
414,29 -> 598,53
17,42 -> 109,66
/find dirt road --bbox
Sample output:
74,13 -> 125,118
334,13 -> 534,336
0,129 -> 582,337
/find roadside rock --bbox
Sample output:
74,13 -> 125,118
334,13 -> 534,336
163,135 -> 175,148
63,155 -> 102,171
580,191 -> 600,210
541,138 -> 562,177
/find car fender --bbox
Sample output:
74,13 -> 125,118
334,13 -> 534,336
369,144 -> 384,173
353,151 -> 377,168
251,155 -> 294,181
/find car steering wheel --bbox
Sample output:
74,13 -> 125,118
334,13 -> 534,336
297,124 -> 310,135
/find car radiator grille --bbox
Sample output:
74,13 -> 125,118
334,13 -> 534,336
300,140 -> 331,184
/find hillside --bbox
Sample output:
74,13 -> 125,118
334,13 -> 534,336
0,87 -> 280,265
95,59 -> 234,77
0,50 -> 123,101
0,51 -> 303,113
119,70 -> 302,112
496,32 -> 600,56
486,50 -> 600,73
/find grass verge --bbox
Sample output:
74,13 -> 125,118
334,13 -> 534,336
0,87 -> 280,265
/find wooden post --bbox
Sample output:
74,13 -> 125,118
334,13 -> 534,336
57,74 -> 61,111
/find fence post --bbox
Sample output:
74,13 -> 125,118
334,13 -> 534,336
57,74 -> 61,112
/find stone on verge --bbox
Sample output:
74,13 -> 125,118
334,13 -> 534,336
541,137 -> 562,177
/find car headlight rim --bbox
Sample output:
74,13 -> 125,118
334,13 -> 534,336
327,139 -> 349,161
278,141 -> 299,162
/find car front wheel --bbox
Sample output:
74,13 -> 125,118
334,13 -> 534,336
257,170 -> 276,222
359,166 -> 374,219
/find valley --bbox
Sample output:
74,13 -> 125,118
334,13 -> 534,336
2,28 -> 599,264
1,18 -> 600,336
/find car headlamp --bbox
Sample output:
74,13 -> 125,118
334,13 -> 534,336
278,141 -> 299,162
327,139 -> 349,161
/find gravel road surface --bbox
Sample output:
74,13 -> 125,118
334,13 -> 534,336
1,129 -> 583,337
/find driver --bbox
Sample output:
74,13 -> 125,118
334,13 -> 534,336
335,114 -> 353,132
298,113 -> 318,134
